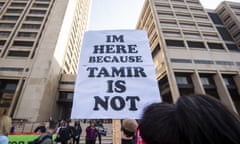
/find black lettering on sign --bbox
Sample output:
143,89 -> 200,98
93,96 -> 140,111
106,35 -> 124,43
86,67 -> 147,78
106,80 -> 126,93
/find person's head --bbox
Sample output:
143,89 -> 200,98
122,119 -> 138,137
75,121 -> 80,127
47,121 -> 56,134
0,109 -> 12,135
139,94 -> 240,144
89,120 -> 94,127
60,120 -> 66,126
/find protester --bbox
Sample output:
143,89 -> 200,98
135,127 -> 146,144
0,109 -> 12,144
139,94 -> 240,144
85,120 -> 98,144
55,120 -> 72,144
94,120 -> 104,144
28,122 -> 55,144
34,122 -> 47,133
73,121 -> 82,144
121,119 -> 138,144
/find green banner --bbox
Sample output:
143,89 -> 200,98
8,134 -> 56,144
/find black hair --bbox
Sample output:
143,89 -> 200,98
139,94 -> 240,144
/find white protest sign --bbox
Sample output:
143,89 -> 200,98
71,30 -> 161,119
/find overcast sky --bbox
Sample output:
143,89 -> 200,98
88,0 -> 240,30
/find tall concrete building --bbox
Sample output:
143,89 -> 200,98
137,0 -> 240,114
0,0 -> 90,121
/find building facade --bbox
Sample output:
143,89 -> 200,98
137,0 -> 240,114
0,0 -> 90,122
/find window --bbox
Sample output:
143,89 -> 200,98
10,2 -> 26,7
216,61 -> 234,65
203,33 -> 219,40
190,7 -> 204,12
218,8 -> 225,15
21,24 -> 41,29
151,44 -> 160,58
156,4 -> 171,9
6,9 -> 23,13
223,15 -> 231,23
236,62 -> 240,66
176,13 -> 192,19
0,40 -> 6,46
200,77 -> 210,85
59,92 -> 73,101
208,12 -> 223,24
222,74 -> 240,113
172,0 -> 184,2
217,27 -> 233,41
29,10 -> 46,15
226,44 -> 239,51
25,16 -> 43,22
160,20 -> 178,27
179,21 -> 196,29
173,5 -> 187,11
12,41 -> 34,47
207,42 -> 224,50
223,76 -> 236,88
176,76 -> 188,84
0,31 -> 10,37
194,60 -> 214,64
158,76 -> 173,103
183,31 -> 201,38
35,0 -> 50,1
17,32 -> 37,38
194,14 -> 209,21
2,16 -> 19,21
228,22 -> 236,30
0,23 -> 15,28
0,2 -> 5,7
186,0 -> 200,4
171,58 -> 192,63
166,39 -> 185,47
187,41 -> 205,49
163,30 -> 181,37
7,50 -> 30,57
32,3 -> 49,8
0,67 -> 24,72
59,81 -> 75,85
198,23 -> 214,30
157,11 -> 174,18
175,73 -> 194,96
233,31 -> 240,38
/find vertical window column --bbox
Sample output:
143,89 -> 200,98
214,72 -> 237,113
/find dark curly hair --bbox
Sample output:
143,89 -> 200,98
139,94 -> 240,144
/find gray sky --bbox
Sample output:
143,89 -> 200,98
88,0 -> 240,30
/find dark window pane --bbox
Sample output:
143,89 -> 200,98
187,41 -> 205,48
226,44 -> 239,51
217,27 -> 233,41
166,39 -> 185,47
8,50 -> 30,57
151,44 -> 160,58
208,12 -> 223,24
13,41 -> 34,47
21,24 -> 41,29
207,42 -> 224,50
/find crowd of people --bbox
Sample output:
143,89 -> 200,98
30,119 -> 105,144
1,94 -> 240,144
